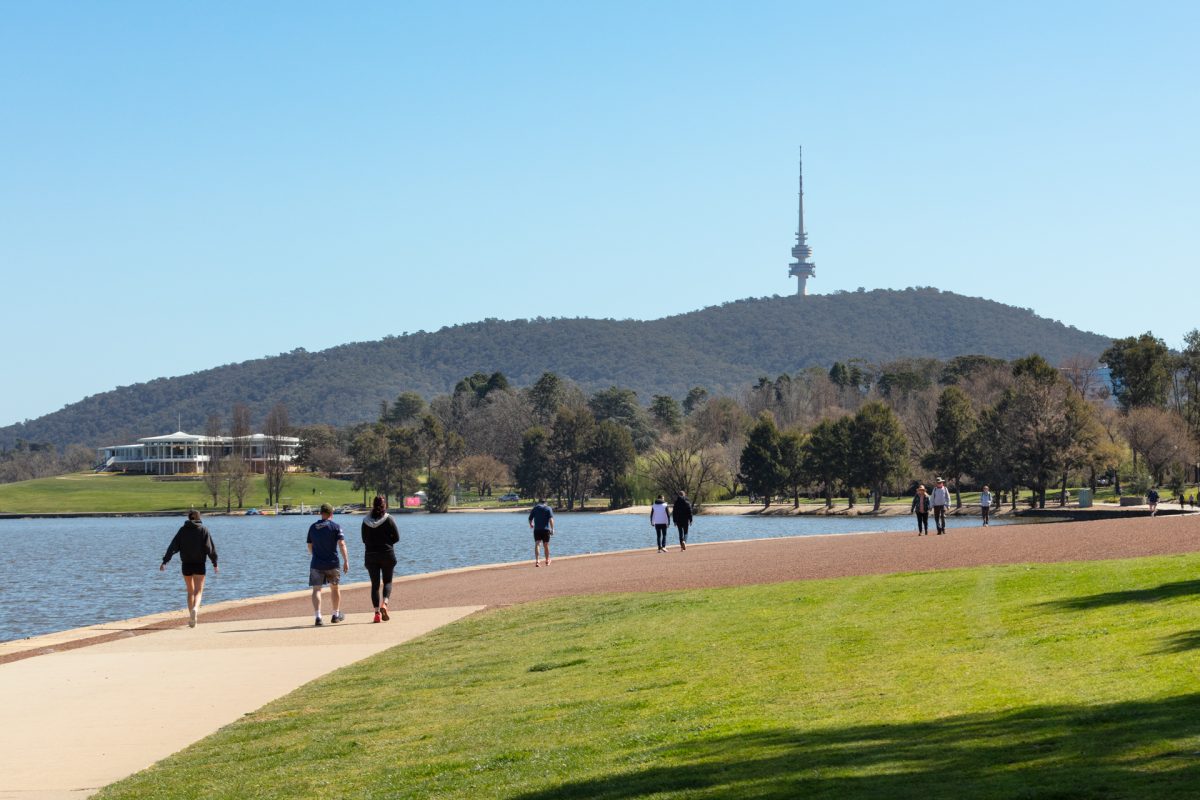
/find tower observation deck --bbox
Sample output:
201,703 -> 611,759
787,149 -> 816,296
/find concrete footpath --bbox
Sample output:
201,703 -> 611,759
0,603 -> 482,800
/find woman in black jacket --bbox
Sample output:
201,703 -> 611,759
160,510 -> 218,627
362,495 -> 400,623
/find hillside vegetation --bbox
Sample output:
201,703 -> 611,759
1,289 -> 1109,449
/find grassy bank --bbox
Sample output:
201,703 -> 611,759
0,472 -> 362,513
99,553 -> 1200,798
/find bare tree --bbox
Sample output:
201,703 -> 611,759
231,403 -> 252,459
1060,355 -> 1108,401
263,403 -> 291,507
222,455 -> 251,511
458,454 -> 511,496
1120,406 -> 1193,484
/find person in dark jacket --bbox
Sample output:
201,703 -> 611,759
160,510 -> 218,627
361,495 -> 400,623
672,492 -> 694,550
910,485 -> 932,536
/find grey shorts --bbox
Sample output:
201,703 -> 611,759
309,567 -> 341,587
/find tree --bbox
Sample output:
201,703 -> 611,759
349,424 -> 421,503
202,413 -> 224,506
740,413 -> 784,508
1121,407 -> 1193,484
385,392 -> 426,426
644,431 -> 721,507
515,427 -> 552,501
263,402 -> 291,507
848,401 -> 909,512
691,396 -> 750,447
230,403 -> 251,457
779,428 -> 810,508
1101,333 -> 1171,411
984,357 -> 1091,508
458,454 -> 510,496
425,473 -> 452,513
589,387 -> 655,452
921,386 -> 978,508
803,416 -> 851,509
548,405 -> 597,510
221,455 -> 251,511
650,395 -> 683,434
588,420 -> 637,507
682,387 -> 709,416
528,372 -> 565,423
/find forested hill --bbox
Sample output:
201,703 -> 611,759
2,288 -> 1111,450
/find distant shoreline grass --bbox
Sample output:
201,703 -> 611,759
0,472 -> 362,514
98,553 -> 1200,799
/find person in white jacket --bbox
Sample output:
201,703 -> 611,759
931,478 -> 952,535
650,495 -> 671,552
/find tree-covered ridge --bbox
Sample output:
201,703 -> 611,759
0,288 -> 1110,450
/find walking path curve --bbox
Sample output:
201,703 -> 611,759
3,513 -> 1198,799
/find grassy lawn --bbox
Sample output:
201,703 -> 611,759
0,472 -> 362,513
97,553 -> 1200,799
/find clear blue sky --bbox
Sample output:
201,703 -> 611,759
2,1 -> 1197,427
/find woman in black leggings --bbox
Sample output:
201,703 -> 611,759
361,495 -> 400,623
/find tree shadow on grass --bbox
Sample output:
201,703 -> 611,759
1041,580 -> 1200,611
1156,630 -> 1200,653
514,694 -> 1200,800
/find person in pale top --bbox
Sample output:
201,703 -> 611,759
930,478 -> 952,535
979,485 -> 992,527
650,495 -> 671,552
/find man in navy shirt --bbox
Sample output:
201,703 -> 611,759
307,503 -> 349,626
528,499 -> 555,567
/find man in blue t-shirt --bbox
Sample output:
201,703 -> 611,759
528,499 -> 555,567
307,503 -> 349,626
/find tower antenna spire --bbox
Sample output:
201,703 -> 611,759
787,147 -> 816,295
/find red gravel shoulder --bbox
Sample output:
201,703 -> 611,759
203,514 -> 1200,623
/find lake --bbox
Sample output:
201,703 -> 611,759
0,510 -> 1010,642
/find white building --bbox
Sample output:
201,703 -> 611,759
97,431 -> 300,476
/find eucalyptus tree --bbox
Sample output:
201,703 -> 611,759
848,401 -> 910,512
921,386 -> 978,508
1101,332 -> 1171,411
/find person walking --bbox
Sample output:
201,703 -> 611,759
362,495 -> 400,623
911,485 -> 931,535
931,478 -> 951,535
672,492 -> 694,550
307,503 -> 349,626
528,499 -> 555,567
979,485 -> 992,527
1147,486 -> 1160,517
160,510 -> 218,628
650,495 -> 671,552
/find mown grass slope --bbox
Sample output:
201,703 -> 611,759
0,472 -> 361,513
98,554 -> 1200,799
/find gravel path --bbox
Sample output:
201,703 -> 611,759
202,514 -> 1200,623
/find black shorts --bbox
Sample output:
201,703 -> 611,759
533,528 -> 552,542
181,561 -> 206,576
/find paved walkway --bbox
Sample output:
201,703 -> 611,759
3,513 -> 1199,798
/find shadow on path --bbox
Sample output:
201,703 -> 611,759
515,694 -> 1200,799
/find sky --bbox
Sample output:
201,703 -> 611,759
2,1 -> 1197,427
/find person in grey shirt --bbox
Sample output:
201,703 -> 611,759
979,485 -> 992,527
931,478 -> 952,535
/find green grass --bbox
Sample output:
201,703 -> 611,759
0,472 -> 363,513
97,553 -> 1200,798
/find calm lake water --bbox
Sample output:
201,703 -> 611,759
0,510 -> 1011,642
